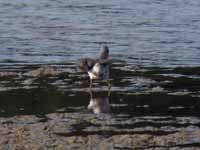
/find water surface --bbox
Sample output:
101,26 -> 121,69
0,0 -> 200,67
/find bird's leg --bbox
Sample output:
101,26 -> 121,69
89,78 -> 93,91
107,80 -> 111,96
89,88 -> 93,99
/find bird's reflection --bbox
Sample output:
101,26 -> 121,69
88,91 -> 110,114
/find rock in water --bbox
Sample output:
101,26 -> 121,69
0,72 -> 19,77
23,66 -> 61,77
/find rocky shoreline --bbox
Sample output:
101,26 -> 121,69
1,113 -> 200,150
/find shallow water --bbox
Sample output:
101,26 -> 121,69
0,0 -> 200,149
0,63 -> 200,149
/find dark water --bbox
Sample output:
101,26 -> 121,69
0,0 -> 200,149
0,0 -> 200,67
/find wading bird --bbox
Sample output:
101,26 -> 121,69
79,46 -> 111,91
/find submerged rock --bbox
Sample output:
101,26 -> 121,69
0,72 -> 19,77
0,66 -> 64,78
23,66 -> 62,77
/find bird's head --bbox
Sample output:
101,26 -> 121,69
99,46 -> 109,60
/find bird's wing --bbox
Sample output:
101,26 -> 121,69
87,58 -> 97,70
78,58 -> 97,72
98,59 -> 112,65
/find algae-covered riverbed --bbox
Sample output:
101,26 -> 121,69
0,63 -> 200,149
